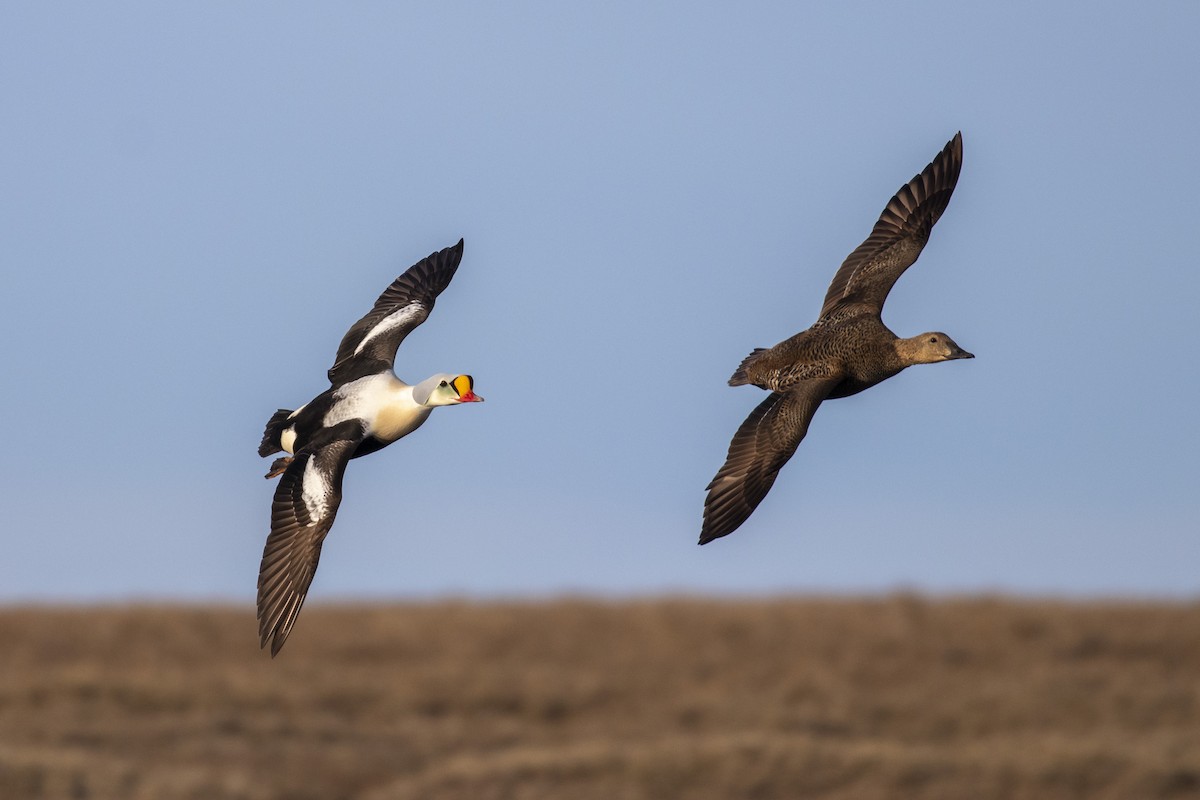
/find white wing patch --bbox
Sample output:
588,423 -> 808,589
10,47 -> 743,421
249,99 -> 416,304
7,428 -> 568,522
353,303 -> 424,356
300,458 -> 332,525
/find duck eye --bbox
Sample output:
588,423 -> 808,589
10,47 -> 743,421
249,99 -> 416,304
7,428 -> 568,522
928,336 -> 938,343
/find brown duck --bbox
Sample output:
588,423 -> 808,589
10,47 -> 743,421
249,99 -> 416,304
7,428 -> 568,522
701,133 -> 972,545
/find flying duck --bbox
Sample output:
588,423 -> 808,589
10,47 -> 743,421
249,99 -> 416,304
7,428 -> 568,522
256,238 -> 483,655
701,133 -> 972,545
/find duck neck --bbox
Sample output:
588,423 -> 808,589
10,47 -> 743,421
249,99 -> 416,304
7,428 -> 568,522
892,335 -> 936,368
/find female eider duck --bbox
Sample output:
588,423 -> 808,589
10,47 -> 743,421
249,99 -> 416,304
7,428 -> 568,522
701,133 -> 972,545
256,239 -> 483,655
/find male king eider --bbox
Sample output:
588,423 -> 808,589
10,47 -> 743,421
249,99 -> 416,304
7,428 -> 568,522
256,238 -> 483,655
701,133 -> 973,545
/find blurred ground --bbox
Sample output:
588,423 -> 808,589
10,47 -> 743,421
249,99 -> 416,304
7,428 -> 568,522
1,597 -> 1198,799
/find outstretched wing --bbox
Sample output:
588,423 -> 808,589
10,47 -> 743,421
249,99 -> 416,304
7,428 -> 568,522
700,379 -> 838,545
819,133 -> 962,318
257,420 -> 366,656
327,239 -> 464,386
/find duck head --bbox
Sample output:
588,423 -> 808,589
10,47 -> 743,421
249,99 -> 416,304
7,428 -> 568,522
413,373 -> 485,406
901,332 -> 974,365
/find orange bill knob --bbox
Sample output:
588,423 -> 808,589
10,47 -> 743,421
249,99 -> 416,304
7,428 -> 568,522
453,374 -> 483,402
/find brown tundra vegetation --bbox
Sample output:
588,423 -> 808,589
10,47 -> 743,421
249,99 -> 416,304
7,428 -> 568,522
1,596 -> 1199,799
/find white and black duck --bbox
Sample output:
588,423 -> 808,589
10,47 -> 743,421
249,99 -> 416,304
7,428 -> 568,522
256,239 -> 483,655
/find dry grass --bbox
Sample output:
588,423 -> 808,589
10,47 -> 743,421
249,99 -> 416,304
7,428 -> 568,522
1,597 -> 1199,799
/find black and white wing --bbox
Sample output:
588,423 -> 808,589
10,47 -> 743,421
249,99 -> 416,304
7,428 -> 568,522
327,239 -> 464,386
257,420 -> 366,656
700,379 -> 838,545
820,133 -> 962,318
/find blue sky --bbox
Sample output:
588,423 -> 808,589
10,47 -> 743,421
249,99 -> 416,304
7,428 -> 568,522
2,2 -> 1197,603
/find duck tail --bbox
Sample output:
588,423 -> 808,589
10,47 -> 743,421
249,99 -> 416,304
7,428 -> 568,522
258,409 -> 294,457
729,348 -> 766,386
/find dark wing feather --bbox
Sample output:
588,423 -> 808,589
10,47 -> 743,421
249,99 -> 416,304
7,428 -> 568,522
700,379 -> 838,544
819,133 -> 962,318
327,239 -> 464,385
257,421 -> 365,656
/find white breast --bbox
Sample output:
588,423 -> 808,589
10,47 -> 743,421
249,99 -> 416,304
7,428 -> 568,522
323,373 -> 432,444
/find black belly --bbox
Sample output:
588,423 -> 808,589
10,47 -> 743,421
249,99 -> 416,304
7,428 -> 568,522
351,437 -> 389,459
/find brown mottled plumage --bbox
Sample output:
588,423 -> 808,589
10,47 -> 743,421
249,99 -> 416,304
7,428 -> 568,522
701,133 -> 973,545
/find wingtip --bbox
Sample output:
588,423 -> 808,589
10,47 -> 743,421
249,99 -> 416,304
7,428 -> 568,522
257,590 -> 305,659
698,526 -> 733,546
698,509 -> 736,545
698,518 -> 735,546
441,238 -> 465,271
946,131 -> 963,164
258,619 -> 289,657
